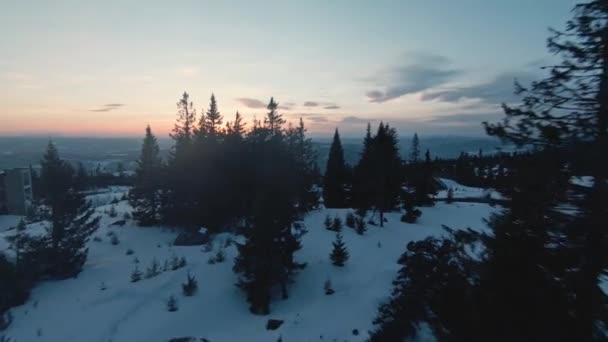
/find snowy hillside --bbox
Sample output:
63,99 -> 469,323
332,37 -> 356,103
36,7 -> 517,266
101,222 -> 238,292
1,188 -> 497,342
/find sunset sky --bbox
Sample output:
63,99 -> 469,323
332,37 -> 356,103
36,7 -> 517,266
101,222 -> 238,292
0,0 -> 577,138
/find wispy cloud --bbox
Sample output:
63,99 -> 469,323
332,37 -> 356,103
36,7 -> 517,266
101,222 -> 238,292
324,105 -> 340,110
421,71 -> 535,104
89,103 -> 125,112
366,52 -> 461,103
303,101 -> 319,107
236,98 -> 267,109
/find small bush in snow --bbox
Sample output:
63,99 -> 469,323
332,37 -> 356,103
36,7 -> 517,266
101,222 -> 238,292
324,279 -> 334,295
145,258 -> 160,278
355,217 -> 367,235
331,217 -> 343,232
163,260 -> 169,272
0,311 -> 12,331
201,242 -> 213,253
179,257 -> 187,268
330,233 -> 349,267
224,237 -> 233,248
323,215 -> 332,230
214,248 -> 226,263
401,208 -> 422,224
93,236 -> 102,242
447,188 -> 454,204
110,234 -> 120,245
125,248 -> 134,255
99,281 -> 107,291
133,256 -> 140,264
110,197 -> 120,205
123,212 -> 132,220
109,205 -> 118,217
166,295 -> 178,312
182,272 -> 198,297
131,266 -> 142,283
121,193 -> 128,201
345,212 -> 356,228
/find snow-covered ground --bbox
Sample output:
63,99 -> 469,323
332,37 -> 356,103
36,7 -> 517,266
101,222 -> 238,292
436,178 -> 504,200
1,186 -> 498,342
570,176 -> 594,188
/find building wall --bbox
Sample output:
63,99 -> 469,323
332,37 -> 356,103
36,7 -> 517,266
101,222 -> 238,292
3,168 -> 32,215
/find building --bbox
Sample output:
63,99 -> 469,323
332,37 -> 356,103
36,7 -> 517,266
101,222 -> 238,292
0,168 -> 33,215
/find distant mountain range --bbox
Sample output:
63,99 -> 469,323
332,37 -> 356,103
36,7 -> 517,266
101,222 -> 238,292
0,135 -> 510,170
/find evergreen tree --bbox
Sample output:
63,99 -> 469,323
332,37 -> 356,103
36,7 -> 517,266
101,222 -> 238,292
411,148 -> 436,206
5,220 -> 27,269
233,120 -> 306,315
484,2 -> 608,339
203,93 -> 223,138
164,92 -> 199,227
37,142 -> 100,279
352,123 -> 375,210
171,92 -> 197,147
409,133 -> 420,164
330,233 -> 349,267
75,162 -> 89,191
323,129 -> 348,207
129,125 -> 163,226
264,97 -> 285,137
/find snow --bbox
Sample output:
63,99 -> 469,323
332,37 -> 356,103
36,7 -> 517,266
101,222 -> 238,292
436,178 -> 505,200
570,176 -> 594,188
1,191 -> 498,341
0,215 -> 22,232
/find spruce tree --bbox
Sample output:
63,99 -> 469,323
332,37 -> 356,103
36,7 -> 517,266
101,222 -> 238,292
264,97 -> 285,137
484,2 -> 608,339
203,93 -> 223,138
323,128 -> 348,207
39,142 -> 100,279
171,92 -> 197,147
330,233 -> 349,267
129,125 -> 163,226
409,133 -> 420,164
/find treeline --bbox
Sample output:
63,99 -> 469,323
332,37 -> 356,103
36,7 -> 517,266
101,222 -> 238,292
323,126 -> 437,223
30,161 -> 132,200
129,94 -> 319,313
370,1 -> 608,341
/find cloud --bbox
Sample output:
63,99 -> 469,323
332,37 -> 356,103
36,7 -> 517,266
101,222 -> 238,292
89,103 -> 125,112
278,105 -> 292,111
366,53 -> 462,103
426,112 -> 503,124
236,98 -> 267,109
340,116 -> 373,124
324,105 -> 340,110
306,115 -> 329,123
303,101 -> 319,107
421,71 -> 536,104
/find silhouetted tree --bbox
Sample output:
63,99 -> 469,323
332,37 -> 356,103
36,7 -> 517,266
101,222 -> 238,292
323,129 -> 349,207
129,125 -> 163,226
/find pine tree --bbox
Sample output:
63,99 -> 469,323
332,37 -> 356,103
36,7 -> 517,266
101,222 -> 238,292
323,129 -> 348,207
264,97 -> 285,137
38,142 -> 100,279
129,125 -> 163,226
330,233 -> 349,267
409,133 -> 420,164
203,93 -> 223,138
171,92 -> 197,146
75,162 -> 88,191
484,3 -> 608,339
233,126 -> 305,315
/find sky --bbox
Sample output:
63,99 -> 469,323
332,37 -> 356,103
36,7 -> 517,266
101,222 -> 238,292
0,0 -> 578,138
